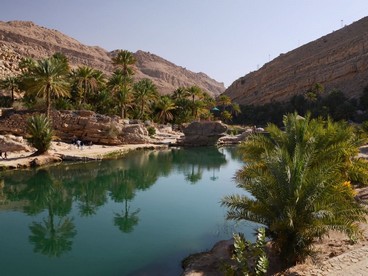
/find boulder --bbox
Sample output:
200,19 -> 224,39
181,239 -> 234,276
0,134 -> 32,152
119,124 -> 150,144
178,121 -> 228,146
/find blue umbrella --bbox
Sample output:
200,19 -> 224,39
212,107 -> 220,111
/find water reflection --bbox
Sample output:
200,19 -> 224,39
1,147 -> 230,258
110,170 -> 140,233
22,170 -> 76,257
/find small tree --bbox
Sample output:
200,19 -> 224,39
26,114 -> 53,155
222,113 -> 368,268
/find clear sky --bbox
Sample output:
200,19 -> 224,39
0,0 -> 367,87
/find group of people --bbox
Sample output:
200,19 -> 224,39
0,150 -> 8,159
71,137 -> 93,150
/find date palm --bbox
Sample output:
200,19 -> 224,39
217,95 -> 232,111
0,76 -> 19,103
133,78 -> 158,119
70,66 -> 105,105
108,69 -> 133,118
112,49 -> 136,76
155,96 -> 176,123
186,86 -> 203,117
26,114 -> 53,155
222,113 -> 368,268
21,56 -> 70,118
172,86 -> 189,100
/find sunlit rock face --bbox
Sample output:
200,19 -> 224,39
0,110 -> 150,145
178,121 -> 228,146
224,16 -> 368,106
0,20 -> 225,97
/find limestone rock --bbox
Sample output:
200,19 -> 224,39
181,239 -> 234,276
0,134 -> 32,152
30,154 -> 62,167
224,16 -> 368,105
119,124 -> 150,144
0,110 -> 152,146
178,121 -> 228,146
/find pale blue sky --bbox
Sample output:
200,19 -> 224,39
1,0 -> 367,87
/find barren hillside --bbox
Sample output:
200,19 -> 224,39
0,20 -> 225,96
224,16 -> 368,105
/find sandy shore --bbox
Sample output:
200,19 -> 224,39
0,141 -> 168,170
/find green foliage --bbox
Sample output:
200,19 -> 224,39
111,50 -> 136,76
0,96 -> 12,107
147,126 -> 156,137
107,69 -> 133,118
154,96 -> 176,123
26,114 -> 53,154
20,56 -> 70,118
222,113 -> 368,268
232,84 -> 366,126
224,228 -> 269,276
133,78 -> 158,119
0,75 -> 20,103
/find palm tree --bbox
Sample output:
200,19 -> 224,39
107,69 -> 133,118
217,95 -> 232,112
26,114 -> 53,155
172,87 -> 189,100
110,170 -> 140,233
133,78 -> 158,119
70,66 -> 104,105
0,76 -> 19,103
112,50 -> 136,76
222,113 -> 368,268
186,86 -> 204,117
24,170 -> 76,257
21,56 -> 70,118
155,96 -> 176,124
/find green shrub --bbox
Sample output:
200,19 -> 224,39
26,114 -> 53,154
147,126 -> 156,137
222,113 -> 368,268
223,228 -> 269,275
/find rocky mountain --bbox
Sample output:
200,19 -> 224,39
224,17 -> 368,106
0,20 -> 225,96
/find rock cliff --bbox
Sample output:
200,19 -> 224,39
224,16 -> 368,105
0,20 -> 224,96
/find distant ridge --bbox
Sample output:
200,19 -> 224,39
0,20 -> 225,96
224,16 -> 368,105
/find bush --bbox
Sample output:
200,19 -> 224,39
147,126 -> 156,137
26,114 -> 53,154
223,228 -> 269,275
222,113 -> 368,268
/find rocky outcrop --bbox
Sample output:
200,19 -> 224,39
0,20 -> 225,97
181,239 -> 234,276
178,121 -> 228,146
224,16 -> 368,106
0,134 -> 32,152
0,110 -> 152,145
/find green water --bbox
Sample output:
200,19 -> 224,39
0,147 -> 253,276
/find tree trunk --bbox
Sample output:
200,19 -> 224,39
46,85 -> 51,119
